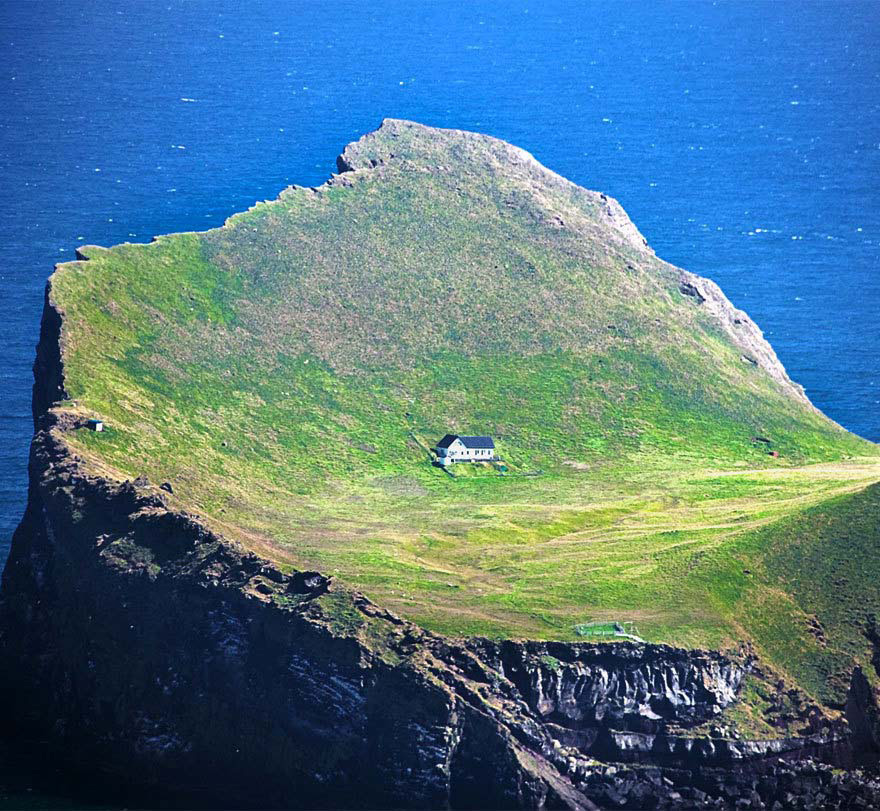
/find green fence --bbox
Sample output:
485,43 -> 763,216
573,621 -> 640,639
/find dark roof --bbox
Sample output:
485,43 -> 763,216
436,434 -> 459,449
437,434 -> 494,450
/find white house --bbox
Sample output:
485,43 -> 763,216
435,434 -> 495,465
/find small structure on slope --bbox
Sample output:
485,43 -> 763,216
86,418 -> 104,432
435,434 -> 495,466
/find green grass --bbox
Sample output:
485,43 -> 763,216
719,482 -> 880,704
49,120 -> 880,708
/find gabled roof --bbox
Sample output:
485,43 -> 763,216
436,434 -> 459,449
437,434 -> 495,450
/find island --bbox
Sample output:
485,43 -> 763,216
1,119 -> 878,809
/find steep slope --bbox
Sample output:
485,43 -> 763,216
2,119 -> 879,808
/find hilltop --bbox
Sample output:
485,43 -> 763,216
43,119 -> 879,700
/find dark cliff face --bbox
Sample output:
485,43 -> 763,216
1,294 -> 879,810
489,641 -> 744,731
847,664 -> 880,767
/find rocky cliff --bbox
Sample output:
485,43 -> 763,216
1,291 -> 878,810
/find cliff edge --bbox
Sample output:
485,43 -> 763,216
2,120 -> 879,808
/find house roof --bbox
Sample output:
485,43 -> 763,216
436,434 -> 459,449
437,434 -> 495,450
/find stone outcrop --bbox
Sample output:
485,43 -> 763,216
675,268 -> 813,406
488,641 -> 744,731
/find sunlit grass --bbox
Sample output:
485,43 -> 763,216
49,121 -> 880,706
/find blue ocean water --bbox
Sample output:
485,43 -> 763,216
0,0 -> 877,802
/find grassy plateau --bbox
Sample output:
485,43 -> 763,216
50,120 -> 879,709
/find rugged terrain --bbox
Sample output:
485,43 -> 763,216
2,120 -> 879,807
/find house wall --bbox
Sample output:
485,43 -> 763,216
446,440 -> 467,460
444,441 -> 494,462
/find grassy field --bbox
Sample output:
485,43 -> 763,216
49,120 -> 880,707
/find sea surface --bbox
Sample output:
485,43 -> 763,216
0,0 -> 878,805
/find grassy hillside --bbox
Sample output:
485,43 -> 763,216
719,480 -> 880,704
49,120 -> 879,692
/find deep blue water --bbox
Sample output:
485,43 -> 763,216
0,0 -> 878,803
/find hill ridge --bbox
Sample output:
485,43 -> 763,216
336,118 -> 808,402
